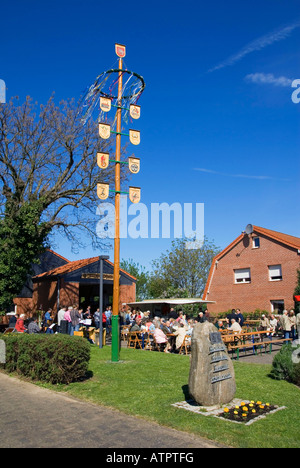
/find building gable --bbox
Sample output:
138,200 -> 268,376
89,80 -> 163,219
17,249 -> 69,298
203,226 -> 300,313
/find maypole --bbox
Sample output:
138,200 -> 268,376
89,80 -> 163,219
111,47 -> 124,362
85,43 -> 145,362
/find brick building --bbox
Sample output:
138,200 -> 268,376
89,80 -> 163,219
203,225 -> 300,315
14,250 -> 136,315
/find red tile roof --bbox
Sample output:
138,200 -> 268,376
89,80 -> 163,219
33,257 -> 136,281
253,225 -> 300,250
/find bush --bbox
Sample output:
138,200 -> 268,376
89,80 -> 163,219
1,334 -> 91,384
270,343 -> 300,386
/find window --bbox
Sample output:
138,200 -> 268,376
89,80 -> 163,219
269,265 -> 282,281
234,268 -> 251,283
253,237 -> 260,248
270,300 -> 284,314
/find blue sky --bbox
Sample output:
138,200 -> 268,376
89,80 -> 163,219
1,0 -> 299,271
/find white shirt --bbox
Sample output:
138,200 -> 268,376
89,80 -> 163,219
229,322 -> 242,333
58,309 -> 66,326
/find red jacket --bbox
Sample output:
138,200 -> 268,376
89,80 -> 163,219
15,319 -> 25,333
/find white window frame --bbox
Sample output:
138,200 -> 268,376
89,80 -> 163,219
270,300 -> 284,313
234,268 -> 251,284
252,237 -> 260,249
269,264 -> 282,281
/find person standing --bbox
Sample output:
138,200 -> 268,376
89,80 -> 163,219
102,310 -> 107,333
57,307 -> 66,333
236,309 -> 245,327
64,307 -> 72,335
44,308 -> 54,334
105,306 -> 112,336
281,310 -> 292,342
296,310 -> 300,340
93,309 -> 101,330
269,314 -> 278,338
70,306 -> 81,335
288,310 -> 296,340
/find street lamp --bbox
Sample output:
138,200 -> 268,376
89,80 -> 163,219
99,255 -> 109,349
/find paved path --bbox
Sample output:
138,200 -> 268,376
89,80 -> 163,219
0,372 -> 227,449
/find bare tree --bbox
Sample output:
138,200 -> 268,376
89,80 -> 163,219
0,96 -> 128,311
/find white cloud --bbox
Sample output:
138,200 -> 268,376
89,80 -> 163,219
245,72 -> 292,87
208,20 -> 300,73
194,168 -> 290,182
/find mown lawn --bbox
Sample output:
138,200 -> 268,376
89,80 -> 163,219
39,345 -> 300,448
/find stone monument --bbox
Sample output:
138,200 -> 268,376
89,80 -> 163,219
188,321 -> 236,407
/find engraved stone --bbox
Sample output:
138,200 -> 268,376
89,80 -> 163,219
188,322 -> 236,406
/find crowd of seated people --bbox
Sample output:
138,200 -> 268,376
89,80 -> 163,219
5,306 -> 299,348
120,307 -> 209,353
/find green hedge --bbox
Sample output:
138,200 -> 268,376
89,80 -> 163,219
1,334 -> 91,384
217,309 -> 269,320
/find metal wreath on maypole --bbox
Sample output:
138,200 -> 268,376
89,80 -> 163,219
81,43 -> 145,362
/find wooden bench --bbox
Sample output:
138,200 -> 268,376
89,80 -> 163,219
222,331 -> 293,360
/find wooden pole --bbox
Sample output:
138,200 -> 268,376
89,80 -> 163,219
111,57 -> 123,362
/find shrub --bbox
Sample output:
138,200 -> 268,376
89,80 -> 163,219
270,343 -> 300,387
1,334 -> 91,384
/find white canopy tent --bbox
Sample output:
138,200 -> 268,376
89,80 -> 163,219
126,298 -> 215,316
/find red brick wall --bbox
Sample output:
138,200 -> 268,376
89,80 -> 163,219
13,298 -> 34,316
32,280 -> 58,312
205,234 -> 300,314
58,279 -> 80,310
120,283 -> 136,308
31,279 -> 79,313
18,279 -> 135,316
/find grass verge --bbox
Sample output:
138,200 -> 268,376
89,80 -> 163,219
31,345 -> 300,448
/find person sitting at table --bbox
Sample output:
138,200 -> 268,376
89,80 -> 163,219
268,314 -> 278,338
161,320 -> 171,335
258,314 -> 270,341
15,314 -> 26,333
173,322 -> 187,351
169,318 -> 178,332
28,314 -> 42,334
196,312 -> 207,323
131,317 -> 142,332
175,310 -> 184,322
215,319 -> 226,331
228,318 -> 242,334
186,319 -> 194,335
153,323 -> 171,353
8,312 -> 17,329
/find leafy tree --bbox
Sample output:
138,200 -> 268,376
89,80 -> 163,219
148,237 -> 220,299
0,96 -> 128,312
120,258 -> 150,301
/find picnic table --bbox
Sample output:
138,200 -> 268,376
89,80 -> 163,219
222,330 -> 292,359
